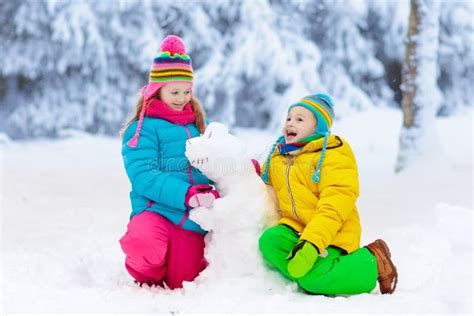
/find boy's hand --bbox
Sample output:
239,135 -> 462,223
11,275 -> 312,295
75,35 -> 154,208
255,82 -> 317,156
286,241 -> 318,278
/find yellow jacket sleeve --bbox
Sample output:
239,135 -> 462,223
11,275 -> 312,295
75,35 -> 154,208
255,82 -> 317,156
300,150 -> 359,252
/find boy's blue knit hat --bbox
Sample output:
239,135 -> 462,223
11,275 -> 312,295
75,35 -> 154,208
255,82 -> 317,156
288,93 -> 335,134
261,93 -> 335,184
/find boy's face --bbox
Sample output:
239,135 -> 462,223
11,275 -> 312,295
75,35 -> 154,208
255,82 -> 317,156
283,106 -> 317,143
158,83 -> 192,111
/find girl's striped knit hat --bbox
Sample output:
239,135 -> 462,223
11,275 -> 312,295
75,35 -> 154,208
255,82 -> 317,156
142,35 -> 193,102
127,35 -> 193,148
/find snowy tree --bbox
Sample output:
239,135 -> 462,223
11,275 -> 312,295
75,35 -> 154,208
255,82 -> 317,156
196,0 -> 324,131
0,0 -> 472,140
396,0 -> 441,172
0,0 -> 158,138
0,0 -> 210,139
365,0 -> 410,105
437,0 -> 474,116
290,0 -> 394,112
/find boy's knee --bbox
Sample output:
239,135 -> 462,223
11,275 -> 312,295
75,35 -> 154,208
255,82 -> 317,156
258,226 -> 279,252
260,224 -> 296,243
297,277 -> 323,294
296,263 -> 337,294
259,225 -> 293,258
296,260 -> 355,295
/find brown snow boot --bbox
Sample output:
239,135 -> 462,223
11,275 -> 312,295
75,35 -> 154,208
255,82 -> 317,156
365,239 -> 398,294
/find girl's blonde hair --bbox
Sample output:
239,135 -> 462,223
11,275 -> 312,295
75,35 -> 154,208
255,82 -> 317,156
120,89 -> 206,138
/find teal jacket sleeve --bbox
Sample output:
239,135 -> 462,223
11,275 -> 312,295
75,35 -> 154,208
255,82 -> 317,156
122,121 -> 191,210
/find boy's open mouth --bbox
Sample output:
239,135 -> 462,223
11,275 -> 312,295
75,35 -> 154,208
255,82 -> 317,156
285,130 -> 298,141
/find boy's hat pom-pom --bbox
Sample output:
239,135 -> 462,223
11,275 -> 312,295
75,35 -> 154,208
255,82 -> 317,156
161,35 -> 186,55
314,93 -> 334,109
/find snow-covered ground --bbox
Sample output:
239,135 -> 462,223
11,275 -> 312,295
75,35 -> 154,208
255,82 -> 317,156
1,108 -> 472,314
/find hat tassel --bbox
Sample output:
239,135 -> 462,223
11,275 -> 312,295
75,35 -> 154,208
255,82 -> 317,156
312,132 -> 330,183
261,136 -> 285,184
127,98 -> 149,148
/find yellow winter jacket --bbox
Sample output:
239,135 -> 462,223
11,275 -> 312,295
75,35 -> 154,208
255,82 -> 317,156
263,135 -> 361,254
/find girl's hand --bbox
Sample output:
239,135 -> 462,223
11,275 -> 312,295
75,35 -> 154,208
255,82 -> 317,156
251,159 -> 261,176
185,184 -> 220,208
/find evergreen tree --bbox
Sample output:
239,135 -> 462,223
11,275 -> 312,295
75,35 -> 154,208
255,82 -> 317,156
0,0 -> 471,140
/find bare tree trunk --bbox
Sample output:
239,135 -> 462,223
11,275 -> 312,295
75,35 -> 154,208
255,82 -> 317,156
401,1 -> 420,130
396,0 -> 441,172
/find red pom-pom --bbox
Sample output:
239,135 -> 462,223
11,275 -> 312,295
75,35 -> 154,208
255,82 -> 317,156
161,35 -> 186,55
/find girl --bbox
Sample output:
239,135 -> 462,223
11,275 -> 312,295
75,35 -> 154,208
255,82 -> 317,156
258,94 -> 398,295
119,35 -> 219,289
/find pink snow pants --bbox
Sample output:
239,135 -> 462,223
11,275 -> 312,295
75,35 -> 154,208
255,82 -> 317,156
119,211 -> 207,289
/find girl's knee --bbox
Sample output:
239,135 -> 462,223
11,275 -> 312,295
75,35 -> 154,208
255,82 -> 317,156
121,212 -> 169,265
119,231 -> 167,266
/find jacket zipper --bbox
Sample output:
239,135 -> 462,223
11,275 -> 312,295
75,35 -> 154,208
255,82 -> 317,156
183,125 -> 194,185
180,125 -> 194,228
285,155 -> 298,219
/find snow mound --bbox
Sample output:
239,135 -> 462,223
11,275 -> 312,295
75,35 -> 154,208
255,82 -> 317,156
0,132 -> 12,145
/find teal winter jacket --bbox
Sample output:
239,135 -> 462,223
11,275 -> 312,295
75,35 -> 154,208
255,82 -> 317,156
122,117 -> 210,234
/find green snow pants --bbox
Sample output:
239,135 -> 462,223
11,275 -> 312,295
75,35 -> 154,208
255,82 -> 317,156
259,224 -> 378,295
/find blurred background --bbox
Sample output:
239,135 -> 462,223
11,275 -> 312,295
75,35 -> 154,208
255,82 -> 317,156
0,0 -> 472,140
1,1 -> 473,312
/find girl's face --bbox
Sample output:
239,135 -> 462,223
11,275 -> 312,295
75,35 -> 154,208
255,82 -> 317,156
158,83 -> 192,111
283,106 -> 317,143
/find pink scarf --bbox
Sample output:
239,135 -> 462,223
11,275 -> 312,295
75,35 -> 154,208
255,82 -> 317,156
146,99 -> 195,125
127,98 -> 196,148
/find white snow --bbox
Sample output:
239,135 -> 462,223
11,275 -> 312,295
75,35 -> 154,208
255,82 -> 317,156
1,108 -> 472,314
184,122 -> 279,289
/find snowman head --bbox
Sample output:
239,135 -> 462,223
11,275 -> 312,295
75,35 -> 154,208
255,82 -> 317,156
185,122 -> 251,182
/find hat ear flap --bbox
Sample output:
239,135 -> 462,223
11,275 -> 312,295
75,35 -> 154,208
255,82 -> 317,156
312,132 -> 330,183
261,136 -> 285,184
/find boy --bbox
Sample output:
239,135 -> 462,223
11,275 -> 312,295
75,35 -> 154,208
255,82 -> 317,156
259,94 -> 398,295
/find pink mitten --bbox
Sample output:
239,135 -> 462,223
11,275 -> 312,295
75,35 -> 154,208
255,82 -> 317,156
251,159 -> 261,176
185,184 -> 220,208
